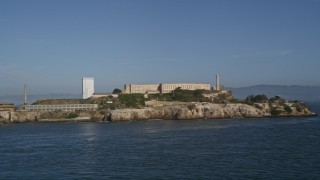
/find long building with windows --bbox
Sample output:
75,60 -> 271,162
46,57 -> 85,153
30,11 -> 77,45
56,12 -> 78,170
124,83 -> 210,94
160,83 -> 210,94
24,104 -> 98,112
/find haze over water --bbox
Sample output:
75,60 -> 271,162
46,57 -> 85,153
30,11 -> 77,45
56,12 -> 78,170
1,103 -> 320,179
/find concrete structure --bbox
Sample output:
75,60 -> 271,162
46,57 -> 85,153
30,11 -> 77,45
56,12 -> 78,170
0,103 -> 15,112
82,77 -> 94,99
124,83 -> 210,94
25,104 -> 98,112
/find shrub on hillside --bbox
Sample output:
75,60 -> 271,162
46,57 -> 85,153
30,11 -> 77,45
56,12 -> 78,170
284,105 -> 293,113
271,109 -> 282,116
66,113 -> 79,119
246,94 -> 268,103
118,94 -> 145,108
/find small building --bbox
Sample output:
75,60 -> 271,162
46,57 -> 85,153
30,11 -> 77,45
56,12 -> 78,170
0,102 -> 15,112
24,104 -> 98,112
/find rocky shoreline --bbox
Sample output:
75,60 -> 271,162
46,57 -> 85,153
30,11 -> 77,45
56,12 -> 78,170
109,102 -> 316,121
0,102 -> 316,124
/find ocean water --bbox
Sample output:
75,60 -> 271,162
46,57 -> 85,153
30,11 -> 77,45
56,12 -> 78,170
1,104 -> 320,179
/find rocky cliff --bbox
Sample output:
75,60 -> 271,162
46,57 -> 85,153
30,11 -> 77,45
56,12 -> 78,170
0,102 -> 316,124
110,102 -> 315,121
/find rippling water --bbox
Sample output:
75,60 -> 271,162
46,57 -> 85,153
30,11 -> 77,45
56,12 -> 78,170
1,105 -> 320,179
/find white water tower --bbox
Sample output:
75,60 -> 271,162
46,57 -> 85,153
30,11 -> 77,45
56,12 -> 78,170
82,77 -> 94,99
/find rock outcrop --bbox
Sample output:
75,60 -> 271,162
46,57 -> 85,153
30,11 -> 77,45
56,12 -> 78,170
109,102 -> 315,121
0,102 -> 316,124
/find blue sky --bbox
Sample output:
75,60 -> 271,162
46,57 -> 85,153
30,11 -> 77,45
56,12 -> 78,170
1,0 -> 320,95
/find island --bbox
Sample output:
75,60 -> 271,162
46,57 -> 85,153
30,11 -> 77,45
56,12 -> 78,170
0,88 -> 316,124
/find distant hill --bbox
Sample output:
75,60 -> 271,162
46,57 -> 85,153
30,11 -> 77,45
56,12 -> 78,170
0,94 -> 81,106
229,85 -> 320,102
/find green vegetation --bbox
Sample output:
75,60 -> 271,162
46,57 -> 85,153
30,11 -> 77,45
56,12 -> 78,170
292,102 -> 307,113
33,99 -> 87,105
230,99 -> 254,106
284,105 -> 293,113
39,111 -> 80,119
246,94 -> 268,103
230,99 -> 241,103
218,93 -> 227,100
271,109 -> 282,116
112,88 -> 122,94
269,96 -> 286,103
148,88 -> 211,102
66,113 -> 79,119
118,94 -> 145,108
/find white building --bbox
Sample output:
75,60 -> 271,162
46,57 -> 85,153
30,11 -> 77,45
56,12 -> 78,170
82,77 -> 94,99
25,104 -> 98,112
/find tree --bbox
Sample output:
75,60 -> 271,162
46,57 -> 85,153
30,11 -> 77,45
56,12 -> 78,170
269,96 -> 286,103
246,95 -> 254,102
193,89 -> 203,97
271,109 -> 282,116
246,94 -> 268,103
284,105 -> 293,113
113,88 -> 122,94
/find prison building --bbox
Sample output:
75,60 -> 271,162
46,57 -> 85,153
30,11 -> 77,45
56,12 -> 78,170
123,83 -> 210,94
160,83 -> 210,94
124,84 -> 160,94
